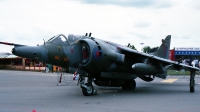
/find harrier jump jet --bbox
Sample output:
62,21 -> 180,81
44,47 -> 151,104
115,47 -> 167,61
0,33 -> 199,96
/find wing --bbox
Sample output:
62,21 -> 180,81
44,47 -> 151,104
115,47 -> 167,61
119,45 -> 199,70
117,35 -> 199,72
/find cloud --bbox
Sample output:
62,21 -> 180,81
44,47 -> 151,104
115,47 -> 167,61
184,0 -> 200,10
181,35 -> 191,39
0,0 -> 200,53
75,0 -> 174,8
128,32 -> 151,39
135,22 -> 151,28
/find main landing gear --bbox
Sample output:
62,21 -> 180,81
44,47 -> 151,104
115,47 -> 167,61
78,75 -> 97,96
122,80 -> 136,90
189,70 -> 195,93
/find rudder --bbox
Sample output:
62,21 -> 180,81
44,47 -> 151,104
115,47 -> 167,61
153,35 -> 171,59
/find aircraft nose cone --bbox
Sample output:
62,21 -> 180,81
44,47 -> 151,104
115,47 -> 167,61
12,48 -> 15,54
12,46 -> 48,62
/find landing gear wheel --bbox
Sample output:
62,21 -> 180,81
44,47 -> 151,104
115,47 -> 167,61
122,82 -> 129,90
190,86 -> 195,93
122,80 -> 136,90
128,80 -> 136,90
82,83 -> 94,96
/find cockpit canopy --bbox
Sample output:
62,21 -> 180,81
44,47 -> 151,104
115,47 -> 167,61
47,34 -> 83,45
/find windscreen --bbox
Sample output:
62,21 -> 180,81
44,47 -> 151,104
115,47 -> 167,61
48,34 -> 69,45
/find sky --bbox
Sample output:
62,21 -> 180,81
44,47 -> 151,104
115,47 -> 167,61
0,0 -> 200,53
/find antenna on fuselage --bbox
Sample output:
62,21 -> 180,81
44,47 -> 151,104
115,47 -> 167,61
89,32 -> 92,37
85,33 -> 88,36
43,39 -> 45,45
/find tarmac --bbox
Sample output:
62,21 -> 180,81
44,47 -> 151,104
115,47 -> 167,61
0,70 -> 200,112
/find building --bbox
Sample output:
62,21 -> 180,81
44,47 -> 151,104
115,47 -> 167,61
169,47 -> 200,65
0,52 -> 61,72
0,52 -> 45,71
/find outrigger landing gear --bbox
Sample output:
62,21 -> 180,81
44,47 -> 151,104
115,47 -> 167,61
79,76 -> 97,96
189,70 -> 195,93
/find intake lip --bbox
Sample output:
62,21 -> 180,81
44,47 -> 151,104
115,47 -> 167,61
12,48 -> 15,54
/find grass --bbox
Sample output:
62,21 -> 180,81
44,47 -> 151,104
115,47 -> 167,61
167,70 -> 200,76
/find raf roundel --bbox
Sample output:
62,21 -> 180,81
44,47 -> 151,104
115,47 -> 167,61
93,47 -> 103,60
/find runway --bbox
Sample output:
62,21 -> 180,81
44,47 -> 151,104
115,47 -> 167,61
0,70 -> 200,112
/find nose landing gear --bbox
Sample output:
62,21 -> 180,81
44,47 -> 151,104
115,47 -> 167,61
82,83 -> 94,96
78,76 -> 97,96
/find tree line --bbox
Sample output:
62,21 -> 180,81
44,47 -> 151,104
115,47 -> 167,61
127,43 -> 159,53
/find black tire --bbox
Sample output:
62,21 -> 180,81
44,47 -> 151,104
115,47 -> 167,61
190,86 -> 195,93
122,82 -> 129,90
122,80 -> 136,90
82,83 -> 94,96
128,80 -> 136,90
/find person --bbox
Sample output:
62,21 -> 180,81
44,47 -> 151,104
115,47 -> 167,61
47,64 -> 53,73
194,59 -> 199,67
199,61 -> 200,68
177,58 -> 181,63
191,60 -> 195,67
51,65 -> 54,73
182,59 -> 186,64
56,66 -> 58,72
44,64 -> 49,73
39,62 -> 43,67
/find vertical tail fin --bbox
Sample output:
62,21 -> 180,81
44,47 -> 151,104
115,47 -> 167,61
153,35 -> 171,59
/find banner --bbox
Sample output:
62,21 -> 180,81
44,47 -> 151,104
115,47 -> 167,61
175,47 -> 200,51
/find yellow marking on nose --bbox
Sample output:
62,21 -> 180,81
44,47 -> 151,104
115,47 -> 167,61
64,57 -> 68,61
54,56 -> 59,60
161,79 -> 178,83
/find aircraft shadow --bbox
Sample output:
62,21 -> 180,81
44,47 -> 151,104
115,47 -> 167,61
95,83 -> 197,96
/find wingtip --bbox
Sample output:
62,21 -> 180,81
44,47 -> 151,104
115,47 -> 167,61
0,41 -> 14,46
0,41 -> 24,46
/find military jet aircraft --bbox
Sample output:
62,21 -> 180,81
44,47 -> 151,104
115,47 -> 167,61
0,33 -> 199,96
